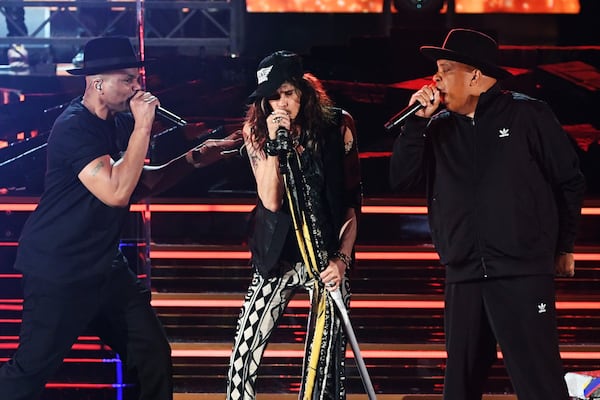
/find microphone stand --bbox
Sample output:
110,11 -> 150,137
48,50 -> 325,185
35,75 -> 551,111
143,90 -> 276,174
330,288 -> 377,400
278,129 -> 377,399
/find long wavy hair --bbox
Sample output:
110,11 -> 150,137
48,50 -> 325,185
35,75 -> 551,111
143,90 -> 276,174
246,73 -> 335,152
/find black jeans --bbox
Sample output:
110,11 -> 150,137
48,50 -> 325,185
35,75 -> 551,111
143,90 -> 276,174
0,258 -> 173,400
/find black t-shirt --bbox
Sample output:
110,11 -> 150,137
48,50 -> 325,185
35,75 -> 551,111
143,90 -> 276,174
15,96 -> 134,284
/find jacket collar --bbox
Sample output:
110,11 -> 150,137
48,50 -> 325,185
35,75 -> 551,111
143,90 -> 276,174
474,82 -> 503,116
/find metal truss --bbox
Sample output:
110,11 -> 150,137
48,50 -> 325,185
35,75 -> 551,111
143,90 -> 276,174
0,1 -> 244,56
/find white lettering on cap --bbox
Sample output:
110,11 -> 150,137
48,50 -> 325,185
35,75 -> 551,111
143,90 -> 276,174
257,65 -> 273,84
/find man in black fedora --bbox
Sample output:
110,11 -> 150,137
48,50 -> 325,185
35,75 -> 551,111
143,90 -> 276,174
389,28 -> 585,400
0,36 -> 240,399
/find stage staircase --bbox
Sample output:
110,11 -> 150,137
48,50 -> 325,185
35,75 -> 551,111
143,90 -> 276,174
1,196 -> 600,399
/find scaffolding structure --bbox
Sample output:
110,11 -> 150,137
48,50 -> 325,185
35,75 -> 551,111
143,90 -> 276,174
0,1 -> 244,56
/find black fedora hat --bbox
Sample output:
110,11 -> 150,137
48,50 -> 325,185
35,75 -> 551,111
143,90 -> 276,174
247,50 -> 304,103
67,36 -> 146,76
420,28 -> 511,80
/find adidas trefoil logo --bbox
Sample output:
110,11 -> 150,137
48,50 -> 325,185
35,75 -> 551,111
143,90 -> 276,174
498,128 -> 510,138
538,303 -> 547,314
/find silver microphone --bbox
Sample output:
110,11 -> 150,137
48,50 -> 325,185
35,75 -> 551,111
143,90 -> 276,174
156,106 -> 187,127
130,91 -> 188,127
384,102 -> 425,132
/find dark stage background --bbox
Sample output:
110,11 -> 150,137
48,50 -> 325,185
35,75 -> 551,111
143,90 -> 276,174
1,1 -> 600,398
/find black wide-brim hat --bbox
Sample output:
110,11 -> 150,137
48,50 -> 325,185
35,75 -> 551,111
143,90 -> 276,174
67,36 -> 147,76
420,28 -> 511,80
247,50 -> 304,103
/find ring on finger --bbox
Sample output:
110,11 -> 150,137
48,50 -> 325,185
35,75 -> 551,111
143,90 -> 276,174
327,281 -> 335,288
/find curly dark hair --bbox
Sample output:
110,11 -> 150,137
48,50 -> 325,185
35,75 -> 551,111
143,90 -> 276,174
246,73 -> 336,151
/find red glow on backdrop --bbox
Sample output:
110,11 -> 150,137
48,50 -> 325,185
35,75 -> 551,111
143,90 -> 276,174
246,0 -> 580,13
247,0 -> 384,12
456,0 -> 579,13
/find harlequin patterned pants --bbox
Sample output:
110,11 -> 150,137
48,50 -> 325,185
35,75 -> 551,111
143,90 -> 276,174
226,261 -> 350,400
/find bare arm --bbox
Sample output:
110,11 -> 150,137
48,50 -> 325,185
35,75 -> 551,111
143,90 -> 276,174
243,124 -> 284,211
78,91 -> 155,207
320,113 -> 362,290
134,131 -> 243,199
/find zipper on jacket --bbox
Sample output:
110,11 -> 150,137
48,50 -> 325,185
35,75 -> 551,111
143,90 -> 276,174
471,116 -> 488,279
481,257 -> 488,278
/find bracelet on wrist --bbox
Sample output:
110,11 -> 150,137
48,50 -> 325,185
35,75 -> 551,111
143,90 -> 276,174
332,251 -> 352,269
264,138 -> 279,156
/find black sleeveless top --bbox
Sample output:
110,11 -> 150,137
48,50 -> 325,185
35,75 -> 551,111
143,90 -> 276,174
250,108 -> 349,277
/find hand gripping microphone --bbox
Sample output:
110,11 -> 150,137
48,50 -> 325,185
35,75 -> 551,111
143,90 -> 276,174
384,102 -> 424,132
129,91 -> 187,127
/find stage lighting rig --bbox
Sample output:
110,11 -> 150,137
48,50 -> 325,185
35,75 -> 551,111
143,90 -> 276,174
394,0 -> 444,12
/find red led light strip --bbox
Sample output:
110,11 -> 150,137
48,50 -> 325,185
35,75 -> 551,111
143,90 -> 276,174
149,298 -> 600,310
129,204 -> 254,212
1,247 -> 599,261
149,299 -> 446,309
3,298 -> 597,311
0,358 -> 107,363
169,349 -> 600,360
1,349 -> 597,361
147,250 -> 442,260
1,246 -> 599,261
148,250 -> 600,262
45,383 -> 124,388
1,203 -> 599,215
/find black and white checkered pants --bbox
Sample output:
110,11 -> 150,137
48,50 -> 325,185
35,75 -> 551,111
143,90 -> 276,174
226,261 -> 350,400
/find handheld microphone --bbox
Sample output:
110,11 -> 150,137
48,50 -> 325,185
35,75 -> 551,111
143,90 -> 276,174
384,102 -> 425,132
156,106 -> 187,127
276,126 -> 292,153
129,91 -> 188,127
275,126 -> 291,173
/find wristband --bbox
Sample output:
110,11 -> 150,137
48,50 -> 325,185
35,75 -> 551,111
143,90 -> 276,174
332,251 -> 352,269
264,138 -> 279,156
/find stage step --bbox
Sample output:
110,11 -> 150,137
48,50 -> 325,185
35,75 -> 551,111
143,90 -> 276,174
165,341 -> 600,394
1,197 -> 599,398
149,291 -> 600,344
148,238 -> 600,395
173,395 -> 518,400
